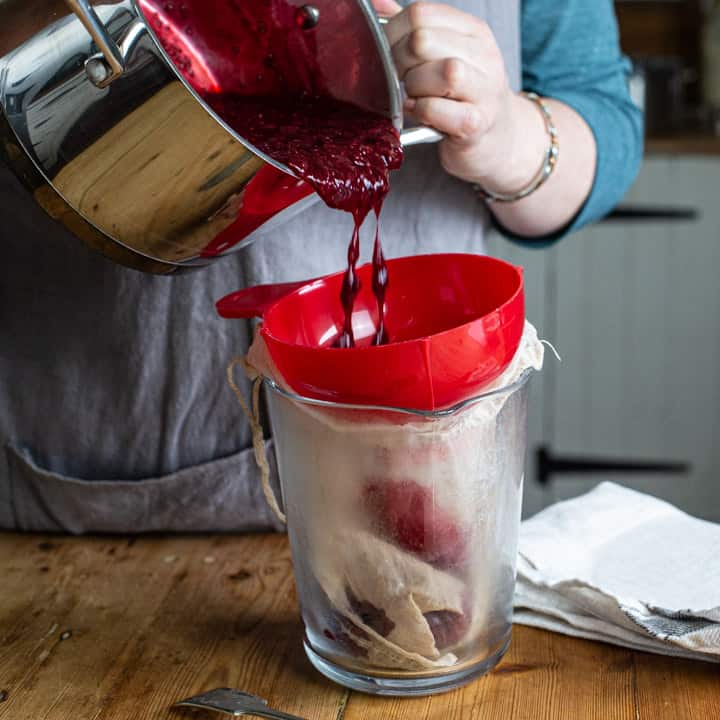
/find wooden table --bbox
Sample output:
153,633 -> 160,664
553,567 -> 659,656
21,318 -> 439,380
0,533 -> 718,720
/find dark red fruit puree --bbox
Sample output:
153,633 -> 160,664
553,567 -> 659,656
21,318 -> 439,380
364,479 -> 467,570
141,0 -> 402,347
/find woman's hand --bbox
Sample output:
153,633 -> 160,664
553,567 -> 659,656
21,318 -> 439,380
373,1 -> 541,194
372,0 -> 597,238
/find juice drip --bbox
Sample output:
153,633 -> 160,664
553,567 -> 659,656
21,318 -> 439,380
336,217 -> 362,349
141,0 -> 403,346
371,212 -> 389,347
337,209 -> 388,348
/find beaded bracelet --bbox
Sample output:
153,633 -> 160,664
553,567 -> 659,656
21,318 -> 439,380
474,92 -> 559,204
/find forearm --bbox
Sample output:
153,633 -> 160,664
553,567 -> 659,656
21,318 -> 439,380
377,0 -> 642,243
473,93 -> 597,238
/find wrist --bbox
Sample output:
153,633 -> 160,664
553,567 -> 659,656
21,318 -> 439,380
470,92 -> 549,196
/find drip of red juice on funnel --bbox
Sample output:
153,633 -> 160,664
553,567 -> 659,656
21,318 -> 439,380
371,210 -> 389,346
140,0 -> 403,347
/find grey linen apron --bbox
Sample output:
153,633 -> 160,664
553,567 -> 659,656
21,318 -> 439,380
0,0 -> 520,533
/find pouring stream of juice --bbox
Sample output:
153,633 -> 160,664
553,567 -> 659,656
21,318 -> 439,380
141,0 -> 404,347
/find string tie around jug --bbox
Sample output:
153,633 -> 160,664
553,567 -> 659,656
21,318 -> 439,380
227,357 -> 287,525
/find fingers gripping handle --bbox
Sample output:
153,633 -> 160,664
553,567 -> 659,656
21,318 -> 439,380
377,16 -> 443,146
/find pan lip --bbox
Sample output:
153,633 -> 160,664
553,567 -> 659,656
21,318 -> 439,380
356,0 -> 404,131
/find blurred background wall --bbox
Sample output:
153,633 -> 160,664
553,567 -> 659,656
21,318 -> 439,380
491,0 -> 720,520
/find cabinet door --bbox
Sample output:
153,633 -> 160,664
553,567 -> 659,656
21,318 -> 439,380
485,226 -> 554,518
488,157 -> 720,521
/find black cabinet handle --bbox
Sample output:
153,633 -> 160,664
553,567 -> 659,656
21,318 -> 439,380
536,445 -> 691,486
602,205 -> 700,222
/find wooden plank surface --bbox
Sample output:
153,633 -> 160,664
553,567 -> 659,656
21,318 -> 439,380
0,533 -> 718,720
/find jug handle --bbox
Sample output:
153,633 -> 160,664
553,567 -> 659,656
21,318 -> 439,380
377,16 -> 443,147
66,0 -> 146,88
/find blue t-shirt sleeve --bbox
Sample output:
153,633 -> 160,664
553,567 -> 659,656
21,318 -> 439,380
509,0 -> 643,243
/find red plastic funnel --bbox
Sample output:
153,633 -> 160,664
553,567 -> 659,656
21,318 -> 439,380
217,253 -> 525,410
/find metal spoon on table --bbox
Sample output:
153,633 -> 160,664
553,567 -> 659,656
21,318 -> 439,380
174,688 -> 307,720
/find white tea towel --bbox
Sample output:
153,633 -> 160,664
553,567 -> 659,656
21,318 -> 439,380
514,482 -> 720,661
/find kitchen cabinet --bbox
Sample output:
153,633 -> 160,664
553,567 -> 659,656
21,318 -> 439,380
488,156 -> 720,520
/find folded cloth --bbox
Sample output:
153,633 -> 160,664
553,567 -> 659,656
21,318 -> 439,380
514,482 -> 720,662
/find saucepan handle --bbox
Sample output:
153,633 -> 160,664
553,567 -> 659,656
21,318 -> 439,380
377,16 -> 443,147
66,0 -> 148,88
65,0 -> 125,86
400,125 -> 443,146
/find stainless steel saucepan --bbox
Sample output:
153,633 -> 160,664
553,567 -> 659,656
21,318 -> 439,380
0,0 -> 439,274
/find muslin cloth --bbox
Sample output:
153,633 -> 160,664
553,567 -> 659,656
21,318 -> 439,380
514,482 -> 720,662
241,322 -> 544,669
